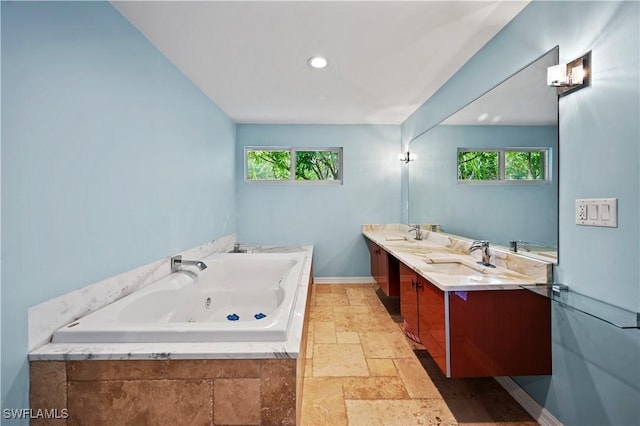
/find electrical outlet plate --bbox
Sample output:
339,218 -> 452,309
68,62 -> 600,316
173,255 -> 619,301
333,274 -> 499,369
576,198 -> 617,227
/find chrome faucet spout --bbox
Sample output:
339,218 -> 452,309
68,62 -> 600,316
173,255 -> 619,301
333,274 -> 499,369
469,241 -> 495,268
408,224 -> 423,240
170,255 -> 207,273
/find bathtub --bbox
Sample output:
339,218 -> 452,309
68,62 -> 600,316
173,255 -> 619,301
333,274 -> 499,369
52,252 -> 306,344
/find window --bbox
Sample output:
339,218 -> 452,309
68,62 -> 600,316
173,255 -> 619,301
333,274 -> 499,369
457,148 -> 549,183
245,147 -> 343,183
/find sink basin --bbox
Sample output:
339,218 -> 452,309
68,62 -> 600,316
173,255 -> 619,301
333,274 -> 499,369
427,262 -> 483,275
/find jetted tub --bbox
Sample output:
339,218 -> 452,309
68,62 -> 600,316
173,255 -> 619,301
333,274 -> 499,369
52,252 -> 306,343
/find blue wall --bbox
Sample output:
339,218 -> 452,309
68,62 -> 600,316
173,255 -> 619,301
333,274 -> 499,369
409,125 -> 558,247
403,1 -> 639,424
1,1 -> 236,416
236,124 -> 402,278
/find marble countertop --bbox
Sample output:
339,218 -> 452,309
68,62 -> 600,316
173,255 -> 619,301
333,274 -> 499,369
363,224 -> 552,292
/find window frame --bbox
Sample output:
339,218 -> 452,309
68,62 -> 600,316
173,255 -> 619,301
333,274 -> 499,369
244,146 -> 343,184
457,147 -> 550,184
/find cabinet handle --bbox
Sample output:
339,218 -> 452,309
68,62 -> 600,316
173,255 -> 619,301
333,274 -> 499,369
411,279 -> 415,288
415,281 -> 423,289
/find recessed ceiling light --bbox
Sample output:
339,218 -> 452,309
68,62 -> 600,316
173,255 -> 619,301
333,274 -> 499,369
307,56 -> 328,69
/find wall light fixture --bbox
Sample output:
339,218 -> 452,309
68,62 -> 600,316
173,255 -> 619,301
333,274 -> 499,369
547,51 -> 591,97
399,151 -> 417,163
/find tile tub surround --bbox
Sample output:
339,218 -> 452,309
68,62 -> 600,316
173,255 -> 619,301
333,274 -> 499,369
363,224 -> 552,290
30,358 -> 299,426
29,252 -> 314,426
29,244 -> 313,360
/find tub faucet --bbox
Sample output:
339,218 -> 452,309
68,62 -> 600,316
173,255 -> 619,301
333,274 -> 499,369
409,225 -> 423,240
170,255 -> 207,273
469,241 -> 495,268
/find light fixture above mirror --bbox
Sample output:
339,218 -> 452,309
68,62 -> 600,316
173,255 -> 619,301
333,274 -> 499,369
547,51 -> 591,97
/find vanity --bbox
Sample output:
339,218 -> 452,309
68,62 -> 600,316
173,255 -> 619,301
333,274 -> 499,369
364,224 -> 552,378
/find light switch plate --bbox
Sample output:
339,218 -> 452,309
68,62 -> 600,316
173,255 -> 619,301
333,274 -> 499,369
576,198 -> 617,227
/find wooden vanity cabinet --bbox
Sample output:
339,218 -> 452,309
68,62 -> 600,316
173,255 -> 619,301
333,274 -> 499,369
366,239 -> 399,296
399,261 -> 551,378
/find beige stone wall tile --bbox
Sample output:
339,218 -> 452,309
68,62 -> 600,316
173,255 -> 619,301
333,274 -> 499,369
30,361 -> 67,426
165,359 -> 260,379
214,378 -> 261,425
67,379 -> 212,426
66,360 -> 166,381
261,359 -> 297,426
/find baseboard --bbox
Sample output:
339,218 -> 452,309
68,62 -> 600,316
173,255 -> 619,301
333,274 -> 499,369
494,376 -> 562,426
313,276 -> 376,284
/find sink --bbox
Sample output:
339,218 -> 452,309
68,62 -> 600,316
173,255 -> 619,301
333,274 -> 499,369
427,262 -> 483,275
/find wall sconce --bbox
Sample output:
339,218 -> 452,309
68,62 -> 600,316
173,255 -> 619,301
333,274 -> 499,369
547,51 -> 591,97
399,151 -> 417,163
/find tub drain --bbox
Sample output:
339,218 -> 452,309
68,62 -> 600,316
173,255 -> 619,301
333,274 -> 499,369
205,297 -> 212,309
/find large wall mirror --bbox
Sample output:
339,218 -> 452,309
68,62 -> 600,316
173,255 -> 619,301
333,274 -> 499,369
408,46 -> 559,261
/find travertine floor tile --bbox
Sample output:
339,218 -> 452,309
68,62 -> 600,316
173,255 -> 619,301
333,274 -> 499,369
300,377 -> 347,426
336,331 -> 360,344
345,288 -> 378,305
341,377 -> 409,399
359,331 -> 416,359
314,321 -> 337,344
309,305 -> 335,322
394,357 -> 441,399
315,293 -> 351,307
313,344 -> 369,377
334,312 -> 399,333
334,305 -> 370,315
315,284 -> 348,294
345,399 -> 457,425
445,398 -> 494,423
366,358 -> 398,377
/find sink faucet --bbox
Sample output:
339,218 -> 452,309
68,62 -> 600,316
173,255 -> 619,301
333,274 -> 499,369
409,225 -> 423,240
469,241 -> 495,268
170,255 -> 207,273
509,240 -> 530,253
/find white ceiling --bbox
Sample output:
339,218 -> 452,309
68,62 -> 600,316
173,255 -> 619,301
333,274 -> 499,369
112,1 -> 529,125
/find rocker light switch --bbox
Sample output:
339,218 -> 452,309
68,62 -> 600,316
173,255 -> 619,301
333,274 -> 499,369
576,198 -> 617,227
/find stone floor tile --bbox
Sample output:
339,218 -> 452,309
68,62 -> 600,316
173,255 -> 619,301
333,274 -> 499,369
341,377 -> 409,399
359,331 -> 416,359
394,357 -> 442,399
366,358 -> 398,377
336,331 -> 360,344
314,321 -> 337,344
445,398 -> 495,424
300,377 -> 347,426
334,312 -> 399,333
334,305 -> 370,315
309,305 -> 335,322
313,344 -> 369,377
315,293 -> 350,307
345,399 -> 457,425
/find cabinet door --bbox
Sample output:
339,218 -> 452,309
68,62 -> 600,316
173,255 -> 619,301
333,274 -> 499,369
399,262 -> 419,341
417,277 -> 447,375
448,289 -> 551,377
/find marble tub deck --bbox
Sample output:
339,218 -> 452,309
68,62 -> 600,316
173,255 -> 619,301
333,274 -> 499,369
300,283 -> 538,426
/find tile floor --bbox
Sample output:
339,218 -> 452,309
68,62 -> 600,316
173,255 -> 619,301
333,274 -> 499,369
300,283 -> 539,425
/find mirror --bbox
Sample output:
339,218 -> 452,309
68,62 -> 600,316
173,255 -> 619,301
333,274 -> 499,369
408,47 -> 559,262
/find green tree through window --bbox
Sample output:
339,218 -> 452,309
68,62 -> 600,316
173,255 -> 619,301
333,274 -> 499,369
246,148 -> 342,183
